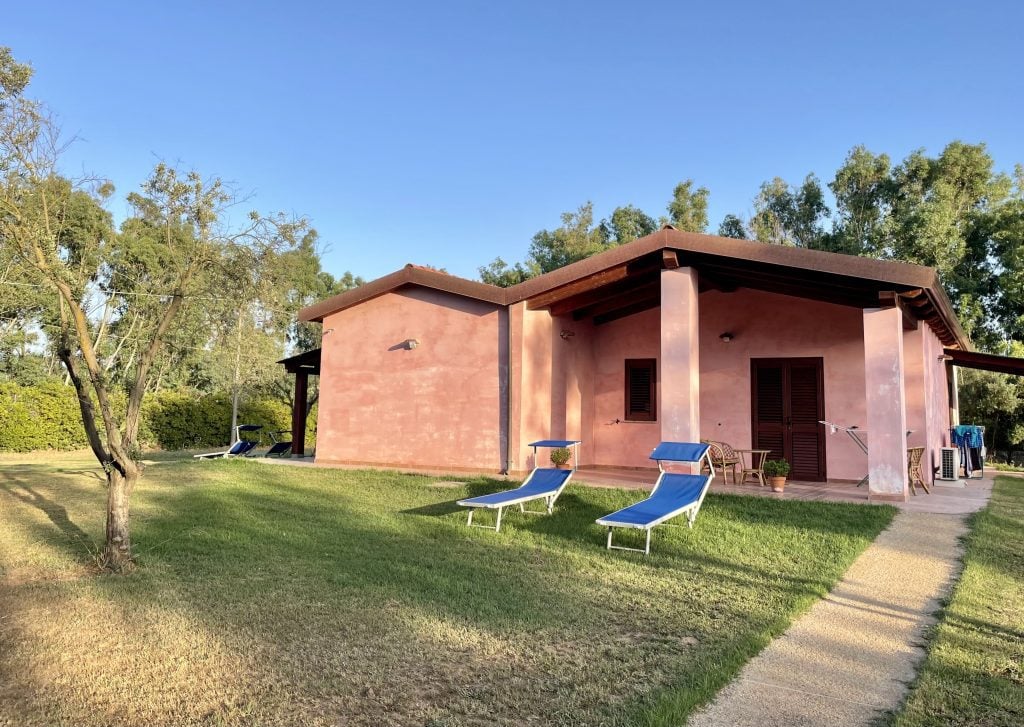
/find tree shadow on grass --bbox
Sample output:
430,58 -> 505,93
0,473 -> 96,553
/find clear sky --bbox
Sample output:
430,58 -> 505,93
9,1 -> 1024,281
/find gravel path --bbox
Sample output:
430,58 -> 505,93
687,510 -> 969,727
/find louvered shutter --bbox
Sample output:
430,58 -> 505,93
625,359 -> 656,421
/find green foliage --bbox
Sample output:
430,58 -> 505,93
717,214 -> 748,239
527,202 -> 612,273
0,381 -> 89,451
665,179 -> 710,232
750,174 -> 830,248
603,204 -> 657,244
958,365 -> 1024,452
763,459 -> 791,477
478,256 -> 536,288
548,447 -> 571,467
478,184 -> 711,286
0,46 -> 32,99
0,382 -> 314,452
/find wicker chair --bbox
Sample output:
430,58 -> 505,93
907,446 -> 929,495
703,440 -> 741,484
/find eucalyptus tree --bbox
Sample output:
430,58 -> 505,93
664,179 -> 710,232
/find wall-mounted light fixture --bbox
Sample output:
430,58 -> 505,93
560,329 -> 575,341
719,332 -> 734,342
937,354 -> 953,362
405,338 -> 420,350
323,328 -> 335,336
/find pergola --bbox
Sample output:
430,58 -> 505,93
277,348 -> 321,456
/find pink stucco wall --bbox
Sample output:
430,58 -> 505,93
592,308 -> 662,467
893,322 -> 952,490
699,288 -> 868,481
661,268 -> 701,444
516,286 -> 880,479
510,305 -> 555,471
314,280 -> 951,482
315,288 -> 506,470
863,306 -> 910,499
916,324 -> 952,483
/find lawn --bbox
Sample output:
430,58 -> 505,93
888,475 -> 1024,727
0,453 -> 894,727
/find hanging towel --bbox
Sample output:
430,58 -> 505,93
951,425 -> 984,449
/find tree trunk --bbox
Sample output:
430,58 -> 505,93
103,467 -> 136,571
229,307 -> 245,443
230,387 -> 240,444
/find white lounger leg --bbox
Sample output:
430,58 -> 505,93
467,509 -> 474,527
606,526 -> 653,555
495,506 -> 504,532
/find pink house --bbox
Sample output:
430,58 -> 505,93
292,228 -> 973,502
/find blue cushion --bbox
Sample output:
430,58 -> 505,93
598,474 -> 709,527
649,442 -> 709,463
459,468 -> 572,507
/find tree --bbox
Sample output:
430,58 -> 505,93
958,365 -> 1024,454
750,175 -> 829,247
717,214 -> 748,239
478,256 -> 535,287
0,50 -> 299,569
665,179 -> 709,232
526,202 -> 610,273
603,204 -> 656,244
828,146 -> 891,256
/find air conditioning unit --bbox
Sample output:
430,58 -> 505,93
938,447 -> 959,481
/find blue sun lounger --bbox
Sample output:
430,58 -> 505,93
193,424 -> 262,459
596,442 -> 715,555
457,440 -> 581,532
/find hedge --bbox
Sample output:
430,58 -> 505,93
0,382 -> 317,452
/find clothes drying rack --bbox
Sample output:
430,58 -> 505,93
820,420 -> 869,487
951,425 -> 986,478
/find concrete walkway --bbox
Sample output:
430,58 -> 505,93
687,509 -> 971,727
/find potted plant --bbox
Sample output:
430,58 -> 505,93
549,447 -> 572,469
763,458 -> 790,492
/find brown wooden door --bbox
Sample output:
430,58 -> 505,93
751,358 -> 826,481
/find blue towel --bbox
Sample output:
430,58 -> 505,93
951,425 -> 983,449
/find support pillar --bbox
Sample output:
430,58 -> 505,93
863,307 -> 908,501
660,267 -> 700,444
291,371 -> 308,457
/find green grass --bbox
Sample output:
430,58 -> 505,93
0,452 -> 895,726
888,476 -> 1024,727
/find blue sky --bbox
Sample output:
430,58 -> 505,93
9,1 -> 1024,281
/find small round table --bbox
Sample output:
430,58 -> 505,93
734,449 -> 771,487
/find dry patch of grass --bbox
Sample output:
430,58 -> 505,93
0,452 -> 894,726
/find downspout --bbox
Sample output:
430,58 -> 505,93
501,304 -> 511,475
947,361 -> 959,427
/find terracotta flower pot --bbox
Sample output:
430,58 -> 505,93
770,476 -> 787,492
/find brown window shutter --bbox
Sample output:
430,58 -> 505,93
624,359 -> 656,421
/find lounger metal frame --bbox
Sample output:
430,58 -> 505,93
597,444 -> 715,555
193,424 -> 262,459
459,440 -> 580,532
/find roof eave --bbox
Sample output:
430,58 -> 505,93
298,265 -> 506,322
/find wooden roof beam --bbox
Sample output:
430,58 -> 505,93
526,263 -> 631,310
571,281 -> 660,321
878,291 -> 919,331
